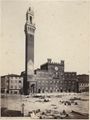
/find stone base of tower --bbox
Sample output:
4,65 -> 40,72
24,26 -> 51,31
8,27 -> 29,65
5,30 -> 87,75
29,81 -> 37,93
27,75 -> 37,94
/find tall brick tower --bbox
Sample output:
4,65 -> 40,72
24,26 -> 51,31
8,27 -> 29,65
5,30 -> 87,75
24,7 -> 36,94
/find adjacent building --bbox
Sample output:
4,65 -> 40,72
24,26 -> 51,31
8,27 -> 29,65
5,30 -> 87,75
64,72 -> 79,93
77,74 -> 89,92
1,74 -> 23,94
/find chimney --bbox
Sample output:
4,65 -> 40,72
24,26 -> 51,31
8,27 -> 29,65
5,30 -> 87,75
61,60 -> 64,65
47,58 -> 52,63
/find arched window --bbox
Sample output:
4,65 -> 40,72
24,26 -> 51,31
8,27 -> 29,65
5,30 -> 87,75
30,16 -> 32,23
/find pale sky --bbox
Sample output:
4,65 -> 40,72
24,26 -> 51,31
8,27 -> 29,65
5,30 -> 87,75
0,0 -> 90,75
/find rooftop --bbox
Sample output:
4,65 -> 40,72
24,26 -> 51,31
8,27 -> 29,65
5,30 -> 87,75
1,74 -> 21,78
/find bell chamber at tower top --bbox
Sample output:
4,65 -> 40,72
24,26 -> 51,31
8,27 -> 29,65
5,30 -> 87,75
25,7 -> 36,35
26,7 -> 34,24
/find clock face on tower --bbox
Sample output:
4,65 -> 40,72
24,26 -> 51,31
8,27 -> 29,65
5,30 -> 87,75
55,66 -> 58,71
